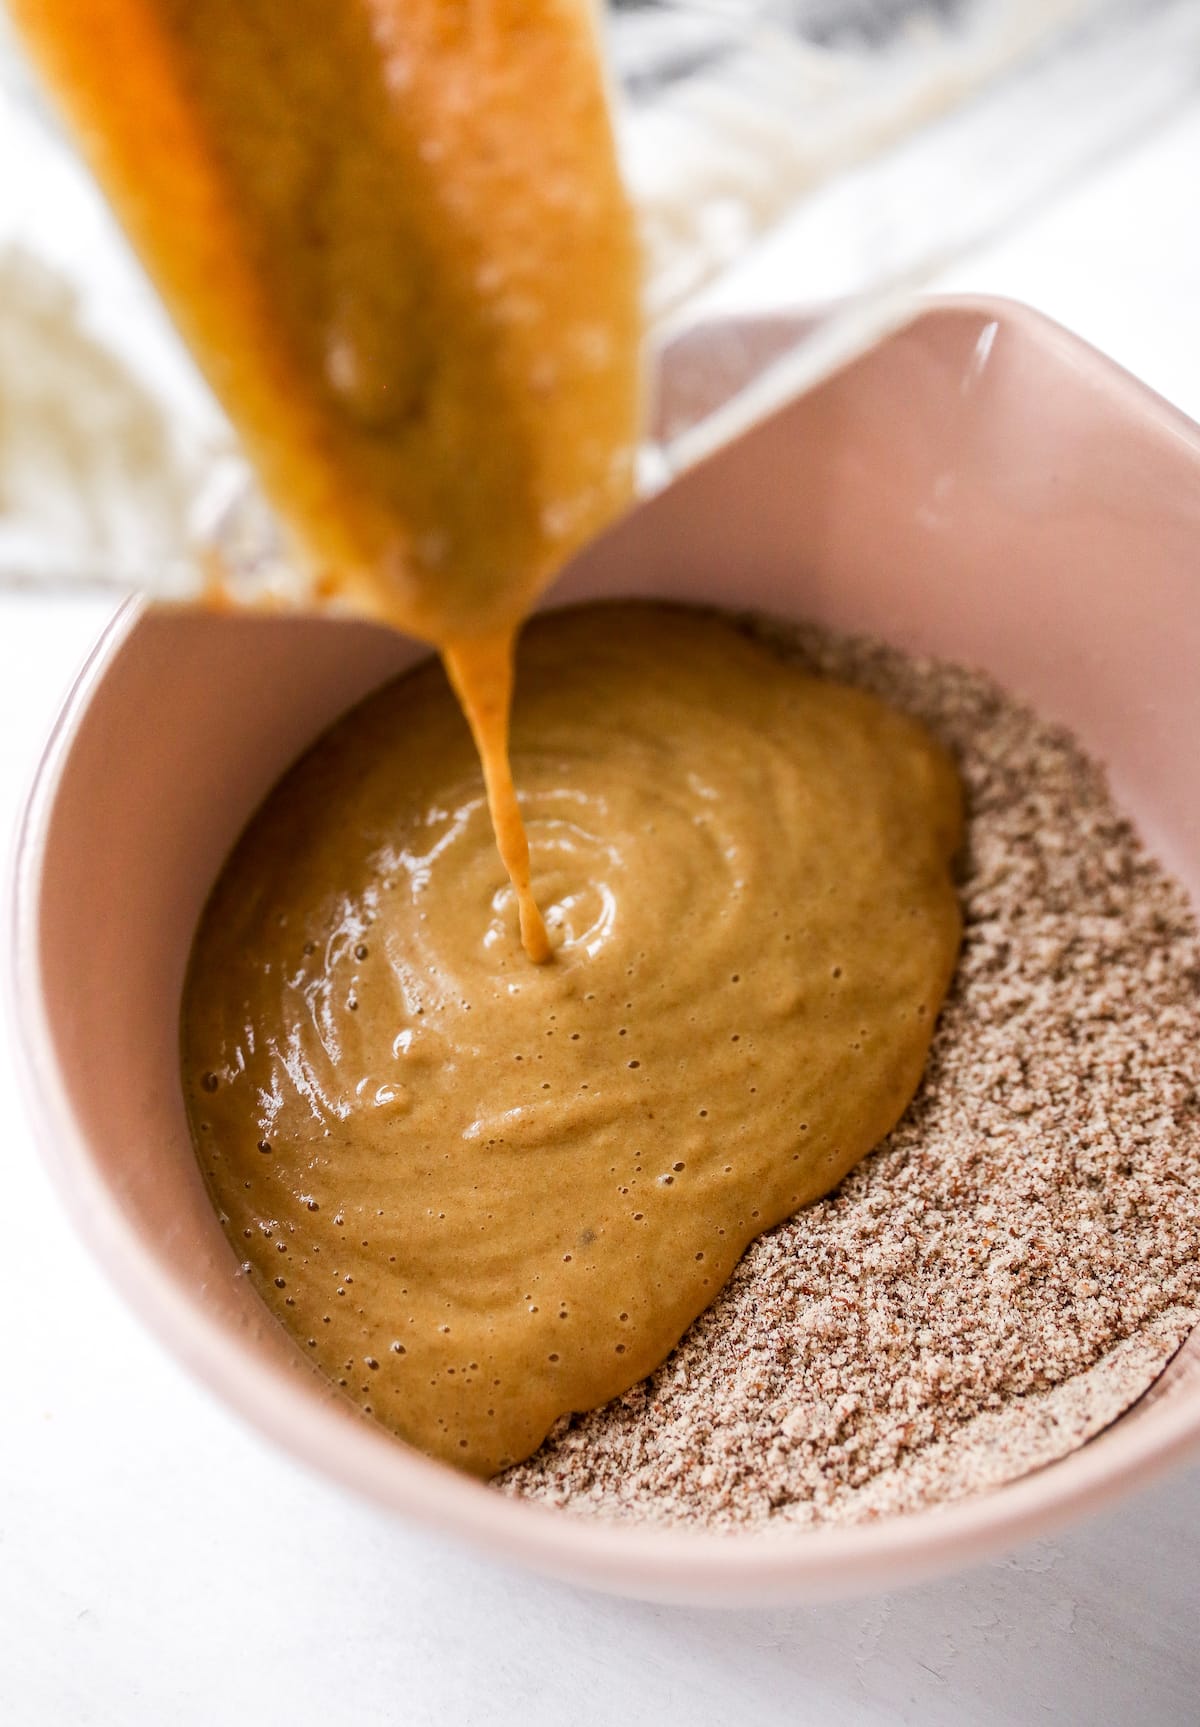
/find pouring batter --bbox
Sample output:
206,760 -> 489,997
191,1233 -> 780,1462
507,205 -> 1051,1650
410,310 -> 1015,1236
13,0 -> 643,957
19,6 -> 963,1476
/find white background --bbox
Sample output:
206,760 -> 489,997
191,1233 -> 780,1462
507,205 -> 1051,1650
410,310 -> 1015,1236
4,102 -> 1200,1727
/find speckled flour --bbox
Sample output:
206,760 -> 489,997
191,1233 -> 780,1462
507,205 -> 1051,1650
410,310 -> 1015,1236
499,618 -> 1200,1529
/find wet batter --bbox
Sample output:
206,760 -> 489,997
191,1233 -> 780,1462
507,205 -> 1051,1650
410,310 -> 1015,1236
182,604 -> 962,1475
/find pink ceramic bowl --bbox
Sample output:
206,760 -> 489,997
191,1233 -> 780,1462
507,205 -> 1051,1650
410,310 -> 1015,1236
13,300 -> 1200,1604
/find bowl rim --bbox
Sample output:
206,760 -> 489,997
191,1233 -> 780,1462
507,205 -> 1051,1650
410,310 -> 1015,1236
11,294 -> 1200,1605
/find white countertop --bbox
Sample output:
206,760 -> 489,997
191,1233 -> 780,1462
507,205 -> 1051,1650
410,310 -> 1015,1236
4,103 -> 1200,1727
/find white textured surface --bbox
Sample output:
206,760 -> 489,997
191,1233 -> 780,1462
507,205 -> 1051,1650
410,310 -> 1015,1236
4,107 -> 1200,1727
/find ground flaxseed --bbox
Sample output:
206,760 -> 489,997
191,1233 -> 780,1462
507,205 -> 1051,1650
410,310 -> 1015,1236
499,620 -> 1200,1529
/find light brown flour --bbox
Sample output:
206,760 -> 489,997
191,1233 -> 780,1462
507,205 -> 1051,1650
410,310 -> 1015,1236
500,619 -> 1200,1529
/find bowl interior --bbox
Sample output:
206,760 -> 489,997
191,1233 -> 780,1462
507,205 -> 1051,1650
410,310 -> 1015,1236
18,300 -> 1200,1603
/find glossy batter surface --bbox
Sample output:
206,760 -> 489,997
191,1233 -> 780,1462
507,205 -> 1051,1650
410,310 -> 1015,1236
182,604 -> 963,1476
